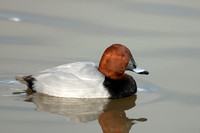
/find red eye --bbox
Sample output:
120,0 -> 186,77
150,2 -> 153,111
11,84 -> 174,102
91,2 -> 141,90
118,53 -> 122,56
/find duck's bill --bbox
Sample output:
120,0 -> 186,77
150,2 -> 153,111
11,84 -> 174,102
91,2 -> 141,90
126,58 -> 149,75
133,67 -> 149,75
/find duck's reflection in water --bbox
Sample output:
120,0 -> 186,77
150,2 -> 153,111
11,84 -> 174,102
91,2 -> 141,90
25,93 -> 147,132
98,95 -> 147,133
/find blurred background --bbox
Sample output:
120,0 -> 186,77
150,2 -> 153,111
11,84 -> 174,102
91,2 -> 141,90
0,0 -> 200,133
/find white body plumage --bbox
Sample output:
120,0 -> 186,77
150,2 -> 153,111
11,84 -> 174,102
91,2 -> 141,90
33,62 -> 110,98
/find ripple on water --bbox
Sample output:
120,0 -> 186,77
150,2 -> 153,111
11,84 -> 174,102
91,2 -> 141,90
0,79 -> 20,84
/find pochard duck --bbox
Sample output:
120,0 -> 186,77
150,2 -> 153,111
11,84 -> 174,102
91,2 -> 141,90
16,44 -> 149,98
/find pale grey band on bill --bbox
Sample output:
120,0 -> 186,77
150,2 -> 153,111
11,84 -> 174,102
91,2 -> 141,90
133,67 -> 149,75
126,58 -> 149,75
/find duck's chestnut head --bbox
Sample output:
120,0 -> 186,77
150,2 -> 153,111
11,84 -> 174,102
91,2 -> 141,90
99,44 -> 148,80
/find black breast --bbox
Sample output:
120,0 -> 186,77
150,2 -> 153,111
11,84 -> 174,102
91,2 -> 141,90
103,75 -> 137,99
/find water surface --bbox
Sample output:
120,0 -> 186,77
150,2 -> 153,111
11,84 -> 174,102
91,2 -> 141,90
0,0 -> 200,133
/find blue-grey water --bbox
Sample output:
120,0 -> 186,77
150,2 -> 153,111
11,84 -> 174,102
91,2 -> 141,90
0,0 -> 200,133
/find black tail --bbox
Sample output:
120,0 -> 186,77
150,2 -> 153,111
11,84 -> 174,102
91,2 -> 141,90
15,75 -> 36,92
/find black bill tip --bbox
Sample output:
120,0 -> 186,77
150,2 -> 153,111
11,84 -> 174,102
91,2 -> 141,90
138,71 -> 149,75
